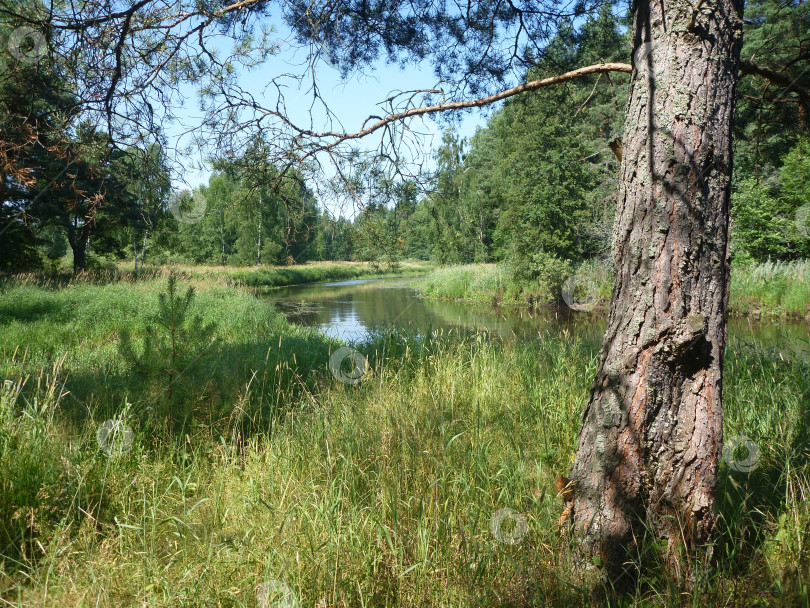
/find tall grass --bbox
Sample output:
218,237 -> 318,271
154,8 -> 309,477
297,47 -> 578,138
1,273 -> 809,606
0,273 -> 344,440
416,264 -> 511,303
416,260 -> 810,318
415,261 -> 612,310
1,260 -> 432,293
730,260 -> 810,318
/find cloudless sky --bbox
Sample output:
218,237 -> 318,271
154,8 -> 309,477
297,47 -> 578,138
167,15 -> 494,201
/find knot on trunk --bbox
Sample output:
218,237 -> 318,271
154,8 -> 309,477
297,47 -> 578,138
659,313 -> 706,356
654,313 -> 711,374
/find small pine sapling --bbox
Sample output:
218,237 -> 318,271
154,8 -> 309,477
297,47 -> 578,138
118,272 -> 217,422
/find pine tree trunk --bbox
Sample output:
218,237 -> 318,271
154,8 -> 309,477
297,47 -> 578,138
569,0 -> 744,588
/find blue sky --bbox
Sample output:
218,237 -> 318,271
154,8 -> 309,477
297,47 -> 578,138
167,16 -> 492,198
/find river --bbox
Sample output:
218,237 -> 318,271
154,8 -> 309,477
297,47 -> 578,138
266,276 -> 810,358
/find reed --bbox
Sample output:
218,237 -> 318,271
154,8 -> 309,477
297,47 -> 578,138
416,260 -> 810,318
730,259 -> 810,318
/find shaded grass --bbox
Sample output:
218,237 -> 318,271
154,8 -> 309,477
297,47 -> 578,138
0,272 -> 809,606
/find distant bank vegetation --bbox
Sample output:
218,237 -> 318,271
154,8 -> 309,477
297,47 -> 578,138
415,260 -> 810,320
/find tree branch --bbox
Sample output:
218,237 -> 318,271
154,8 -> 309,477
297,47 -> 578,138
280,63 -> 633,147
277,58 -> 807,151
739,60 -> 810,105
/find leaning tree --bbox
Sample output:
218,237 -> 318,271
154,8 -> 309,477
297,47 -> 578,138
2,0 -> 809,591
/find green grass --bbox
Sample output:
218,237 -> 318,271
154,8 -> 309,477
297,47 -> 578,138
8,260 -> 432,292
186,260 -> 432,289
415,264 -> 512,304
415,260 -> 810,318
730,260 -> 810,319
414,261 -> 612,309
1,271 -> 809,606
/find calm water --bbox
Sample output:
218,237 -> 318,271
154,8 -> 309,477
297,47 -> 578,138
267,276 -> 810,355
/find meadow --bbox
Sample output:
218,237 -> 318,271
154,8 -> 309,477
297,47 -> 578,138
0,265 -> 808,606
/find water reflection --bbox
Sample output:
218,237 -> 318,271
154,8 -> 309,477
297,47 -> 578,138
271,277 -> 597,344
267,277 -> 810,359
728,316 -> 810,361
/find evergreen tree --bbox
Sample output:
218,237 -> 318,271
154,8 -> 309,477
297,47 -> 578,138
118,272 -> 216,423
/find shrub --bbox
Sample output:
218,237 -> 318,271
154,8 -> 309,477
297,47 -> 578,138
509,250 -> 574,302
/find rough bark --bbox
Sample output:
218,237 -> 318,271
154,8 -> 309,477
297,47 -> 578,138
568,0 -> 744,589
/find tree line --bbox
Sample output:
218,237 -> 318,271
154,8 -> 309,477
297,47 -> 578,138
3,1 -> 806,275
372,0 -> 809,276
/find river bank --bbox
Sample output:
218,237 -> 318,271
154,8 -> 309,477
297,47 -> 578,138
5,260 -> 433,291
413,260 -> 810,319
220,260 -> 432,288
1,269 -> 808,606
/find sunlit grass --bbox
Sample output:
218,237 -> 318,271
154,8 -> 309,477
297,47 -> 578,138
415,261 -> 610,309
417,260 -> 810,318
3,260 -> 432,292
1,270 -> 808,606
730,259 -> 810,318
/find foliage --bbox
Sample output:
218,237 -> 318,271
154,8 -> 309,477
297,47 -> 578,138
161,157 -> 322,267
4,0 -> 807,276
1,0 -> 808,601
732,138 -> 810,261
733,0 -> 810,178
731,177 -> 794,261
412,5 -> 628,276
781,137 -> 810,259
0,2 -> 76,270
112,144 -> 173,270
509,250 -> 575,302
0,0 -> 807,281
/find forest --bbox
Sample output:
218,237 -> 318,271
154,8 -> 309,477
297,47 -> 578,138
3,2 -> 808,288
